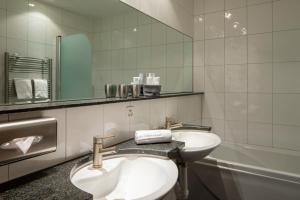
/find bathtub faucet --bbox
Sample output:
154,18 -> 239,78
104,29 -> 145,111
165,117 -> 183,130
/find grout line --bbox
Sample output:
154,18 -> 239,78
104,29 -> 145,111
203,0 -> 275,16
273,123 -> 300,128
206,60 -> 300,66
203,32 -> 269,41
271,0 -> 274,148
64,109 -> 67,159
202,0 -> 206,124
246,0 -> 249,145
223,0 -> 227,142
194,26 -> 300,43
26,0 -> 29,57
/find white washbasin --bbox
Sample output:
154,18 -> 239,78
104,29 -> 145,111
70,154 -> 178,200
172,130 -> 221,162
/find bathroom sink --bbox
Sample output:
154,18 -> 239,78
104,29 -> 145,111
172,130 -> 221,162
70,154 -> 178,200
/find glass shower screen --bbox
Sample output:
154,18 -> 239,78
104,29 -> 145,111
58,34 -> 93,100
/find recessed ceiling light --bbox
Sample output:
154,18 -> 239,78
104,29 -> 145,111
225,12 -> 232,19
241,28 -> 247,35
28,3 -> 35,7
233,22 -> 239,29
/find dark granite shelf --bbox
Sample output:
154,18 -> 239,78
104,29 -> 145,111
0,139 -> 184,200
0,92 -> 203,114
117,139 -> 184,159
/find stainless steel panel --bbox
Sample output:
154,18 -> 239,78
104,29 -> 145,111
0,118 -> 57,165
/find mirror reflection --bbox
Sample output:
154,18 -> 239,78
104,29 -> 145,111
0,0 -> 193,105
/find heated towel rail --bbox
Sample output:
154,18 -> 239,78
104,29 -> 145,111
4,52 -> 53,103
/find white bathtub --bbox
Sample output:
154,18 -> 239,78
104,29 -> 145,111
188,142 -> 300,200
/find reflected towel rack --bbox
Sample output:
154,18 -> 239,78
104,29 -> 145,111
4,52 -> 53,103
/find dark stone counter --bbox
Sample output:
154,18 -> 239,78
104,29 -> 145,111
117,139 -> 184,159
0,157 -> 93,200
0,139 -> 184,200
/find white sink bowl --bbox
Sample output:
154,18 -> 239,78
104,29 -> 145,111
172,130 -> 221,162
70,154 -> 178,200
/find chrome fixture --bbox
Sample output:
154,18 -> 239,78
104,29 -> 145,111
131,84 -> 142,98
118,84 -> 129,98
105,84 -> 117,98
165,117 -> 183,130
165,117 -> 212,132
4,52 -> 53,103
93,135 -> 116,169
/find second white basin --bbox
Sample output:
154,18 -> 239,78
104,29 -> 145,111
172,130 -> 221,162
70,154 -> 178,200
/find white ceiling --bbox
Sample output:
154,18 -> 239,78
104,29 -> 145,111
38,0 -> 132,18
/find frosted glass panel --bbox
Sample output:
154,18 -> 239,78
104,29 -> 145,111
60,34 -> 93,100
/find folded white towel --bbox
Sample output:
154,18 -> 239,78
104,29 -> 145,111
14,78 -> 33,100
135,129 -> 172,144
33,79 -> 48,99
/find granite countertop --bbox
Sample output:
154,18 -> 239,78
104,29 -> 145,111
0,157 -> 93,200
117,139 -> 184,159
0,140 -> 184,200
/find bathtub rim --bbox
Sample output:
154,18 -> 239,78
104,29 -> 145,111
196,156 -> 300,185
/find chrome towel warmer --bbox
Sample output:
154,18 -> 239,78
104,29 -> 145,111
4,52 -> 53,104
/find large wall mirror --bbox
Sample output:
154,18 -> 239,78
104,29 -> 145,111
0,0 -> 193,105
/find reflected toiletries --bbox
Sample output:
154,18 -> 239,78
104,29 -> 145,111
105,84 -> 117,98
118,84 -> 129,98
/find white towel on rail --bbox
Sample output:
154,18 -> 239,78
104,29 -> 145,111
14,78 -> 33,100
33,79 -> 48,99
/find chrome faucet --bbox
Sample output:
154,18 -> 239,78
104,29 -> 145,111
165,117 -> 183,130
93,135 -> 116,169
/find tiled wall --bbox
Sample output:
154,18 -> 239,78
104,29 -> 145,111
0,0 -> 94,103
0,0 -> 194,101
0,94 -> 202,183
120,0 -> 194,36
194,0 -> 300,152
0,114 -> 8,183
92,9 -> 193,96
0,0 -> 201,185
66,95 -> 202,159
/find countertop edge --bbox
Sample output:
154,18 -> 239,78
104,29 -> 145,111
0,92 -> 204,114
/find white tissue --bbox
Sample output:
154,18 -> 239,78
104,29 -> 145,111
135,129 -> 172,144
15,136 -> 35,154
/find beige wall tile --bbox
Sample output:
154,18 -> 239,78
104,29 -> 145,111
103,102 -> 130,147
66,106 -> 103,159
